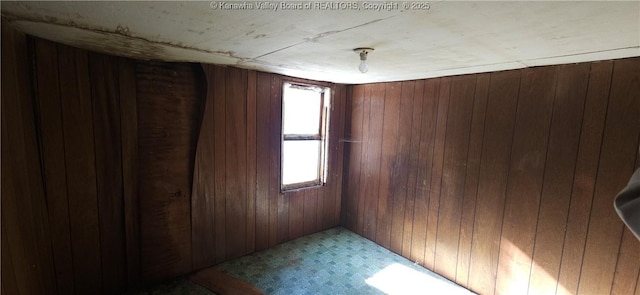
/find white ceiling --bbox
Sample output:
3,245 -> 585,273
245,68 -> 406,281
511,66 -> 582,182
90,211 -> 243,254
2,1 -> 639,84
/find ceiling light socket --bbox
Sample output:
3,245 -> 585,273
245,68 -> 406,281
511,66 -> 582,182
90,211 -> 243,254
354,48 -> 374,73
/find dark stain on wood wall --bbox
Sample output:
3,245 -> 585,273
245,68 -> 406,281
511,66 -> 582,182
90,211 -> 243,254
191,65 -> 346,269
136,61 -> 205,282
4,22 -> 638,295
341,58 -> 640,295
2,20 -> 57,295
3,24 -> 345,293
1,27 -> 139,293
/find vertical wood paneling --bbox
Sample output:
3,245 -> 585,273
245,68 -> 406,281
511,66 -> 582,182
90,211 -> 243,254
7,33 -> 141,294
611,228 -> 640,295
1,24 -> 57,295
376,82 -> 401,249
494,67 -> 557,295
578,58 -> 640,295
303,188 -> 318,236
331,84 -> 348,228
213,66 -> 228,262
468,70 -> 521,295
434,75 -> 475,280
315,188 -> 325,233
120,58 -> 141,285
344,85 -> 365,231
636,270 -> 640,295
34,39 -> 76,295
192,65 -> 217,269
270,75 -> 283,245
332,87 -> 344,228
137,62 -> 200,281
1,220 -> 19,295
7,29 -> 347,293
255,72 -> 272,251
191,69 -> 346,263
528,63 -> 589,295
390,81 -> 415,254
246,70 -> 257,253
402,80 -> 425,259
225,67 -> 248,258
556,61 -> 613,295
455,73 -> 489,286
289,190 -> 305,239
363,84 -> 385,240
90,53 -> 127,293
425,77 -> 451,269
357,85 -> 372,235
58,45 -> 103,294
410,78 -> 440,265
342,58 -> 640,295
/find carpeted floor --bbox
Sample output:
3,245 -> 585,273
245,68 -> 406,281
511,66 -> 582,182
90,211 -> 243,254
130,227 -> 474,295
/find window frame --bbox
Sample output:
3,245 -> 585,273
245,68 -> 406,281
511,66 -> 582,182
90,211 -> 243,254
280,82 -> 331,191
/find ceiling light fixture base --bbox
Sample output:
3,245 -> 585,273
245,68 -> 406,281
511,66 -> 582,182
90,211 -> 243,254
353,48 -> 374,73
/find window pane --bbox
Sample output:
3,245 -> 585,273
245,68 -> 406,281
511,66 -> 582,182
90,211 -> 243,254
283,86 -> 321,135
282,140 -> 320,186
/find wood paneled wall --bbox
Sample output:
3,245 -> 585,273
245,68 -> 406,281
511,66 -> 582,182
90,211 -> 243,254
191,66 -> 346,269
2,30 -> 138,293
342,58 -> 640,295
2,24 -> 345,293
2,20 -> 57,295
136,61 -> 204,282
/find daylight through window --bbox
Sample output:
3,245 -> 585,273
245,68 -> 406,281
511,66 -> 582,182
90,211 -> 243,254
281,82 -> 330,190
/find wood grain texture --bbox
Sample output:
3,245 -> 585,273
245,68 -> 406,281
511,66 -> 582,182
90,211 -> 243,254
556,61 -> 613,295
376,82 -> 401,249
34,39 -> 76,295
424,77 -> 451,270
192,65 -> 217,269
411,78 -> 440,265
6,28 -> 347,293
289,190 -> 305,240
344,85 -> 365,231
455,73 -> 489,286
137,62 -> 201,282
191,66 -> 345,270
331,84 -> 348,228
528,63 -> 589,295
342,59 -> 640,294
246,70 -> 258,254
362,83 -> 385,240
269,75 -> 281,246
1,219 -> 19,295
1,23 -> 57,295
90,52 -> 127,294
468,70 -> 521,295
494,67 -> 557,295
57,45 -> 103,294
578,58 -> 640,295
401,80 -> 425,259
225,67 -> 248,259
213,65 -> 228,262
255,72 -> 272,251
120,57 -> 141,285
390,81 -> 415,254
434,75 -> 475,280
357,85 -> 373,236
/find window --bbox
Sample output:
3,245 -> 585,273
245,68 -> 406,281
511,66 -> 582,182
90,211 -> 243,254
281,82 -> 331,191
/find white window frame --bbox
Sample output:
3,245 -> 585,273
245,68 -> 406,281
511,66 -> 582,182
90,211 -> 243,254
281,82 -> 331,191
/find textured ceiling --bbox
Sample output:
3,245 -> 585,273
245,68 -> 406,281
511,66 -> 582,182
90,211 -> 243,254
2,1 -> 639,84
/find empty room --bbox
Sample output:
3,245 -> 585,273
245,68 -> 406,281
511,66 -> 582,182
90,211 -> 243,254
2,1 -> 639,294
